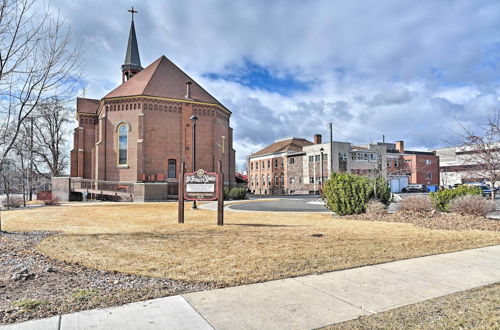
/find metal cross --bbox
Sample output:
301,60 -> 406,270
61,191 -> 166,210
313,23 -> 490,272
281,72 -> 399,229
128,7 -> 138,21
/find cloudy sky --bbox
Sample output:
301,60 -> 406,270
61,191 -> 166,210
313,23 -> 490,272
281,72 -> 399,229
46,0 -> 499,170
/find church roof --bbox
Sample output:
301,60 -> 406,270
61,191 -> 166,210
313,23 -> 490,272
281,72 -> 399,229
249,138 -> 313,158
76,98 -> 99,114
122,20 -> 142,72
105,56 -> 226,109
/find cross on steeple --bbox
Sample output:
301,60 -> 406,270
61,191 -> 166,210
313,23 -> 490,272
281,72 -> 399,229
128,7 -> 138,21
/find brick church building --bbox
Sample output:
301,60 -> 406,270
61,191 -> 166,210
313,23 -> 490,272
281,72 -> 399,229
62,12 -> 235,201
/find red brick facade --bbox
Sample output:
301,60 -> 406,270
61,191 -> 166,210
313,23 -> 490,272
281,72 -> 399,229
70,59 -> 236,187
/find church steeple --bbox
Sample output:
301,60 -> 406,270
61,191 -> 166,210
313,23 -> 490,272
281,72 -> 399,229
121,7 -> 143,83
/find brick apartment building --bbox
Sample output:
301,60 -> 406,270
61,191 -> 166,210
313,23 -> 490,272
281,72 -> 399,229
387,141 -> 440,187
56,13 -> 236,201
248,136 -> 439,195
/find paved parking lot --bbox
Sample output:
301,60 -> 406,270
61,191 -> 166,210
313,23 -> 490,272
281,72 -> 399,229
229,195 -> 329,212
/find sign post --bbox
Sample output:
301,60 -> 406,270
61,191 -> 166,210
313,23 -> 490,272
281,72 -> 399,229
217,160 -> 224,226
178,162 -> 185,224
178,162 -> 224,226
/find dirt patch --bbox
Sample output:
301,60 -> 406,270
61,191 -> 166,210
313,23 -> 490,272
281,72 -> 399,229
0,231 -> 212,325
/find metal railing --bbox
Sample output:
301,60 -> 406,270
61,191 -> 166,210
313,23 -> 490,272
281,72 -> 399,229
70,178 -> 134,199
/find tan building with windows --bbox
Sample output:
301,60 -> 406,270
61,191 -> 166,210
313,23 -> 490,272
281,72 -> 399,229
248,135 -> 388,195
248,136 -> 439,195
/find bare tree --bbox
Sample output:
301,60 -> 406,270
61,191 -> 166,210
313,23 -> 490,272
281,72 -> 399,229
0,0 -> 81,172
31,98 -> 71,178
458,110 -> 500,201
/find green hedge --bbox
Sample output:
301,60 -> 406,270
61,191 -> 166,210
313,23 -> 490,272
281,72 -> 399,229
430,185 -> 482,212
224,187 -> 246,200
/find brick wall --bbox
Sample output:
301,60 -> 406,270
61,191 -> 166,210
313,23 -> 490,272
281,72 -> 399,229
70,96 -> 236,188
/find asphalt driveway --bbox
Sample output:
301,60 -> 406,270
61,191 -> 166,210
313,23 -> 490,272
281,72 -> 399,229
229,195 -> 329,212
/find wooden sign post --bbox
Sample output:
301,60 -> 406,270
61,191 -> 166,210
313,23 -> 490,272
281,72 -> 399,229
217,160 -> 224,226
178,161 -> 224,226
178,162 -> 185,224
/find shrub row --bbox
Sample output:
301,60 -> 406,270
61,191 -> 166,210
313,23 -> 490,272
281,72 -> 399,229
1,196 -> 23,208
400,187 -> 493,217
429,185 -> 482,212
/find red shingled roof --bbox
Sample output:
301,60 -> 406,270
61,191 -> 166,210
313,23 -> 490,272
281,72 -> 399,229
250,138 -> 313,157
76,98 -> 99,114
104,56 -> 225,108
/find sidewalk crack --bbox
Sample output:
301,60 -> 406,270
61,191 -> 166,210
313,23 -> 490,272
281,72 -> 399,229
292,278 -> 376,315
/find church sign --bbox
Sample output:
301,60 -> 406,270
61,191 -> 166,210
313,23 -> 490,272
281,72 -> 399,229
184,169 -> 218,201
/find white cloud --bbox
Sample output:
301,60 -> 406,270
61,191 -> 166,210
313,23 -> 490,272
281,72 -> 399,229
40,0 -> 500,170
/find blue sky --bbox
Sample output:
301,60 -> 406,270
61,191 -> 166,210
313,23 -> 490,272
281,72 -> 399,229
45,0 -> 500,170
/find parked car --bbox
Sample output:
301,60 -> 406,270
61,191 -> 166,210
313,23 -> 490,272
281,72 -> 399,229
479,185 -> 493,197
402,184 -> 426,193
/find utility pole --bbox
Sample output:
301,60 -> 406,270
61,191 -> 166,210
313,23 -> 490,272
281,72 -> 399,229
328,122 -> 333,177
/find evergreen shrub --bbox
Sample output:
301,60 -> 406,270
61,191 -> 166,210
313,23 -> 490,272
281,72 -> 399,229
430,185 -> 482,212
323,172 -> 371,215
228,188 -> 246,200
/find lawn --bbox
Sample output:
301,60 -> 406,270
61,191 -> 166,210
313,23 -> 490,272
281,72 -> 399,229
326,283 -> 499,329
3,203 -> 500,286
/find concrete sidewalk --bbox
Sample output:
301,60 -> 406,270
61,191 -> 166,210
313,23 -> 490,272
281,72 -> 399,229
2,245 -> 499,330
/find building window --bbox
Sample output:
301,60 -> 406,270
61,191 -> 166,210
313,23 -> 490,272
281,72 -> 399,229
281,175 -> 284,185
281,159 -> 284,167
427,172 -> 432,179
274,159 -> 278,168
387,159 -> 391,168
168,159 -> 176,178
309,156 -> 314,163
250,162 -> 253,170
322,153 -> 327,161
262,175 -> 265,186
339,153 -> 347,161
394,159 -> 399,168
267,160 -> 271,168
289,157 -> 295,164
117,123 -> 128,165
426,159 -> 432,165
309,177 -> 314,183
255,162 -> 258,170
275,176 -> 278,186
267,175 -> 271,186
289,178 -> 293,184
315,155 -> 320,162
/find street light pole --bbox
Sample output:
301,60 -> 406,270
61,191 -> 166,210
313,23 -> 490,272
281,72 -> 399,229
328,122 -> 333,177
320,147 -> 324,192
190,115 -> 198,209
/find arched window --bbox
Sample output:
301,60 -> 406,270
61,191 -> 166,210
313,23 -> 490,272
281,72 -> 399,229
168,159 -> 177,178
117,124 -> 128,165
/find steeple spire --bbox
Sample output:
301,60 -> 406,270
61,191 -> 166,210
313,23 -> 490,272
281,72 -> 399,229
122,7 -> 143,83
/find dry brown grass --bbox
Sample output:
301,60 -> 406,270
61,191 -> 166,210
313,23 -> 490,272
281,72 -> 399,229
3,203 -> 500,286
326,283 -> 500,329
